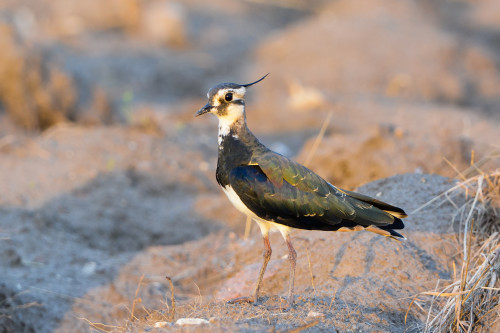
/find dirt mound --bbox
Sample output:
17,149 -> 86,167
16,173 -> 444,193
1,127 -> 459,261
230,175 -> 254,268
0,170 -> 220,333
53,173 -> 467,332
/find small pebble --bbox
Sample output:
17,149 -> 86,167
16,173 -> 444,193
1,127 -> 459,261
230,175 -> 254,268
307,311 -> 325,319
82,261 -> 97,275
175,318 -> 209,326
154,321 -> 169,328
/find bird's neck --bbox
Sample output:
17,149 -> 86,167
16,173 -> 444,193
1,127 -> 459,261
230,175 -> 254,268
216,115 -> 261,187
217,115 -> 246,145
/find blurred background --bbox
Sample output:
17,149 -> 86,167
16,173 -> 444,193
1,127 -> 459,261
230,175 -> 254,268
0,0 -> 499,332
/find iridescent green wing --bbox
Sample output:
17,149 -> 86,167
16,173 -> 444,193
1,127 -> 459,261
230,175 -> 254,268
250,150 -> 331,194
245,150 -> 398,226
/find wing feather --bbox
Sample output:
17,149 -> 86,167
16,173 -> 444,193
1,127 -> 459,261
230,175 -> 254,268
229,151 -> 404,231
341,189 -> 408,218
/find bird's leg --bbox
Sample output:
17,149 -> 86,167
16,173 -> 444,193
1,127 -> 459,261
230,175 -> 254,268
228,227 -> 271,305
252,234 -> 272,302
265,232 -> 296,311
284,234 -> 297,308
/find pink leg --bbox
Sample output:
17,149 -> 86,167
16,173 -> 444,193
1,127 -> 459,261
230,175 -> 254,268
228,234 -> 272,304
285,234 -> 297,308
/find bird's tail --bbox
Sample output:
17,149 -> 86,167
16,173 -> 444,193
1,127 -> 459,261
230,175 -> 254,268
365,217 -> 406,241
341,189 -> 408,220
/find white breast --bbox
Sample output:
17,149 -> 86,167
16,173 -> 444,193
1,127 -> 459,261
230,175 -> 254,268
222,186 -> 258,218
222,185 -> 291,237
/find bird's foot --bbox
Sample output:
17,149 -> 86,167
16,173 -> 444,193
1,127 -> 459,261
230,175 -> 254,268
227,296 -> 258,305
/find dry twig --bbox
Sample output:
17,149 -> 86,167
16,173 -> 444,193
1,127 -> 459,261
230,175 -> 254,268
165,276 -> 176,322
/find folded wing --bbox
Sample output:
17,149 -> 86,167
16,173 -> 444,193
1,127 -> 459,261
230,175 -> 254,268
229,152 -> 405,234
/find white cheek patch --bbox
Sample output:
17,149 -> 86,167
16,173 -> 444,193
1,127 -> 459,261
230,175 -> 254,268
213,87 -> 246,146
224,103 -> 244,119
217,103 -> 244,141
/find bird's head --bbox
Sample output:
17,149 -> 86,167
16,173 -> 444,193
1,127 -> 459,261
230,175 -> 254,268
195,74 -> 268,124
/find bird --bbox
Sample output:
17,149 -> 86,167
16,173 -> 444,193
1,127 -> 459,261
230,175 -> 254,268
195,74 -> 407,309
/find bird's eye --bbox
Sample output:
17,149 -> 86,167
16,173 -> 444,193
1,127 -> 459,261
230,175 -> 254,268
225,92 -> 233,102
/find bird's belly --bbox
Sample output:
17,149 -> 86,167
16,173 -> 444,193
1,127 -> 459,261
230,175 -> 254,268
222,185 -> 259,219
222,186 -> 291,237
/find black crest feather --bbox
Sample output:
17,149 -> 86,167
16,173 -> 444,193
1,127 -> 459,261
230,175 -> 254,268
241,73 -> 269,87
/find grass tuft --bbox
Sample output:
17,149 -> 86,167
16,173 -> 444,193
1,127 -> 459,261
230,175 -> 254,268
418,161 -> 500,333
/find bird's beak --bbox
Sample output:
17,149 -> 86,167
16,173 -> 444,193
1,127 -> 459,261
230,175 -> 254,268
195,103 -> 213,117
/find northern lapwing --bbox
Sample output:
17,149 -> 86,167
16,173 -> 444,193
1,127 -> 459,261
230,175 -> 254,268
195,74 -> 407,309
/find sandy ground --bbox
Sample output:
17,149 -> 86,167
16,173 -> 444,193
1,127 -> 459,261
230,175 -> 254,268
1,0 -> 499,332
54,173 -> 467,333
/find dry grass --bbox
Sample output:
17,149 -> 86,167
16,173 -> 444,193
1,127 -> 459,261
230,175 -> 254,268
452,170 -> 500,240
417,164 -> 500,333
0,22 -> 77,131
422,234 -> 499,332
